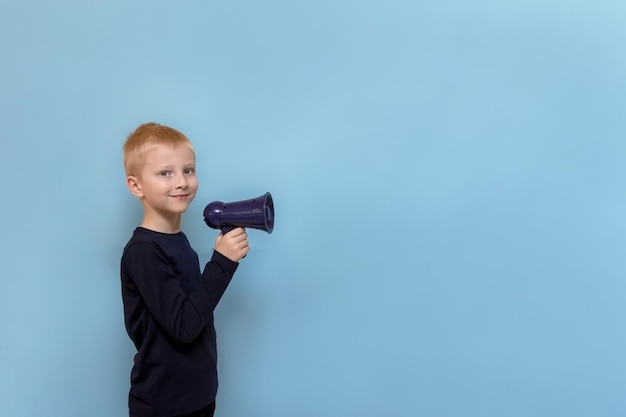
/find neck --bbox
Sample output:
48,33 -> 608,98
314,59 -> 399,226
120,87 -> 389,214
140,210 -> 183,234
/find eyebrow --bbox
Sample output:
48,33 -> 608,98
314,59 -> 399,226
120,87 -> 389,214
155,165 -> 175,170
155,163 -> 195,170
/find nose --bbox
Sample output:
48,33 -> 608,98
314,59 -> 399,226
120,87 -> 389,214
176,173 -> 188,189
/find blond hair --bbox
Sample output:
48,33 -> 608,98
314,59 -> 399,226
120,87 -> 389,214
123,122 -> 194,176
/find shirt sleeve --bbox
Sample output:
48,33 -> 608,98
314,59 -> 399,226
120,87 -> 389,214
123,242 -> 239,343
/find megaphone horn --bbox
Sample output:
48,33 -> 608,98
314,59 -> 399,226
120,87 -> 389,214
203,192 -> 274,234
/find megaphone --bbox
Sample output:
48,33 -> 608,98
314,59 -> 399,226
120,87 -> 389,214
203,192 -> 274,234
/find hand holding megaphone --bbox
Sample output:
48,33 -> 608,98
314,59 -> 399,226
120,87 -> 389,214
214,226 -> 249,262
203,192 -> 274,235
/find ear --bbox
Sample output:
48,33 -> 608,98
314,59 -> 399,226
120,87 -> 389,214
126,175 -> 144,198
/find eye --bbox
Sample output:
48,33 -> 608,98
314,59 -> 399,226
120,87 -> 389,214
159,170 -> 171,176
184,167 -> 196,175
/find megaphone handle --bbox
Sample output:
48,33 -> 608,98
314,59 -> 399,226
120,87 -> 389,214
221,225 -> 236,235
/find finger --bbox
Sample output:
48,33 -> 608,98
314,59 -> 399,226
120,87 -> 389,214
231,232 -> 248,245
223,227 -> 244,238
236,237 -> 249,250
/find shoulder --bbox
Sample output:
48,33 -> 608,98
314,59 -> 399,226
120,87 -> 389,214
122,240 -> 163,268
122,229 -> 165,261
122,228 -> 192,262
121,233 -> 171,283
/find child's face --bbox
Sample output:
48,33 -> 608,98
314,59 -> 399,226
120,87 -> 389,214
136,145 -> 198,216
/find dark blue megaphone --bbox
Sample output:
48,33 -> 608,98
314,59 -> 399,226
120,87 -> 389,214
203,192 -> 274,234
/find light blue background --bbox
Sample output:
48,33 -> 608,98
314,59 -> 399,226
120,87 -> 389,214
1,1 -> 626,416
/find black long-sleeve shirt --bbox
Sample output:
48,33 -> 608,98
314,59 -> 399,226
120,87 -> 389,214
121,227 -> 238,417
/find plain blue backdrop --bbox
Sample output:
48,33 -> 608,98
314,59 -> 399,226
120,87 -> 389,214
1,1 -> 626,416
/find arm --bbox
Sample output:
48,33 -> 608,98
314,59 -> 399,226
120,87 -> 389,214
123,243 -> 239,344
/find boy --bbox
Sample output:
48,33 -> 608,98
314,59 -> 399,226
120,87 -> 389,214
120,122 -> 248,417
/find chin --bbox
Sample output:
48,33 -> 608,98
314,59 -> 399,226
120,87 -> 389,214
172,204 -> 192,213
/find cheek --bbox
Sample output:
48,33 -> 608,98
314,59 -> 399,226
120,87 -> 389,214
190,177 -> 199,190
